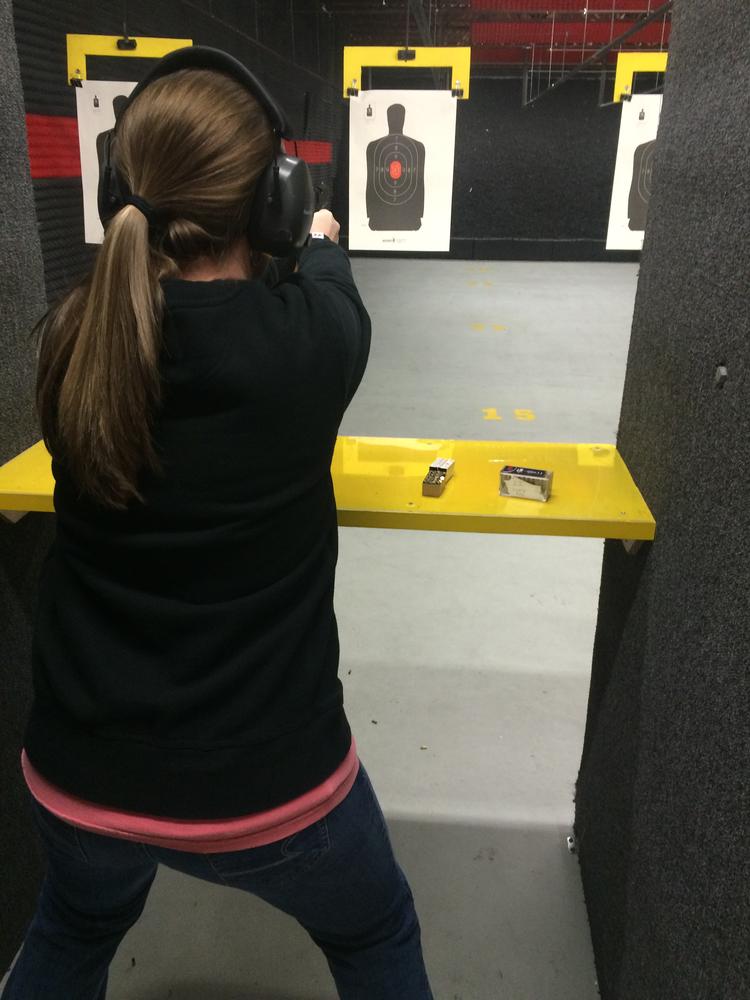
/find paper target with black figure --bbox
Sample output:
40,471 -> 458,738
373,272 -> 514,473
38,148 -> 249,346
349,91 -> 456,252
606,94 -> 663,251
628,140 -> 657,231
76,80 -> 137,243
365,103 -> 425,231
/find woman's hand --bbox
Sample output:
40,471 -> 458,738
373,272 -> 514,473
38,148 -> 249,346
311,209 -> 340,244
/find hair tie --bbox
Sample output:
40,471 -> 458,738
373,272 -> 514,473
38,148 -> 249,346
123,194 -> 158,228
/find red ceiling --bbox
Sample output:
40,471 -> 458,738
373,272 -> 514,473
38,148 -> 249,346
469,0 -> 671,65
326,1 -> 671,66
472,20 -> 670,46
471,1 -> 662,10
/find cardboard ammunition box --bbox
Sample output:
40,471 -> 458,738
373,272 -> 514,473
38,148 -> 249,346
500,465 -> 553,502
422,458 -> 455,498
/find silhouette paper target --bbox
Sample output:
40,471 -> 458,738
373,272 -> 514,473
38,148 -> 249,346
606,94 -> 662,251
366,104 -> 425,231
75,79 -> 137,243
349,90 -> 456,252
628,140 -> 656,231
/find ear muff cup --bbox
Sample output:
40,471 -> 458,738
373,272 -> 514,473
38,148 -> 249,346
249,155 -> 315,258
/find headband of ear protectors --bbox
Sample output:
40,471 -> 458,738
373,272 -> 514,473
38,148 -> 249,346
97,45 -> 315,257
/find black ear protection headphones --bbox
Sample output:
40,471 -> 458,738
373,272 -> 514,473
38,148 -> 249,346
97,45 -> 316,257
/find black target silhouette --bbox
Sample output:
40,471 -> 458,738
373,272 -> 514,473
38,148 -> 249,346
628,139 -> 656,232
365,104 -> 425,231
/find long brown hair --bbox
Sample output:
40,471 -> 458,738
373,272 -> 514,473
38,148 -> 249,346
35,68 -> 275,510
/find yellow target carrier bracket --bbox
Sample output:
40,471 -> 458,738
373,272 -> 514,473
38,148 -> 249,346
66,33 -> 193,85
343,46 -> 472,99
0,438 -> 655,542
613,51 -> 669,103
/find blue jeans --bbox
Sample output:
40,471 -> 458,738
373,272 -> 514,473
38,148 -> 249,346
2,761 -> 432,1000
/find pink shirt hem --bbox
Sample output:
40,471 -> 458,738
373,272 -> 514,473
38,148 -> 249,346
21,739 -> 358,854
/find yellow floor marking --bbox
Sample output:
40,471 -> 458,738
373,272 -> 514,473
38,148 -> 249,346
482,408 -> 503,421
493,324 -> 507,332
514,409 -> 537,421
471,322 -> 486,332
468,280 -> 478,287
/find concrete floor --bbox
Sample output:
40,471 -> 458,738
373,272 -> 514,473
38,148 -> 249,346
4,260 -> 639,999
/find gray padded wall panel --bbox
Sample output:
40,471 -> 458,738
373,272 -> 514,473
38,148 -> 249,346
574,2 -> 749,998
0,0 -> 45,462
0,0 -> 56,974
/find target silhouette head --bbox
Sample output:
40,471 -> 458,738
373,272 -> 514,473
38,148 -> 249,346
112,95 -> 129,122
387,104 -> 406,134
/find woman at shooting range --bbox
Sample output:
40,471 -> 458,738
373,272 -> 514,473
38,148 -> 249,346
3,47 -> 433,1000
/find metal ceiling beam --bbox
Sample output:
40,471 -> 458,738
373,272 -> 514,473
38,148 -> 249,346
469,8 -> 668,20
408,0 -> 434,45
523,0 -> 672,107
406,0 -> 443,88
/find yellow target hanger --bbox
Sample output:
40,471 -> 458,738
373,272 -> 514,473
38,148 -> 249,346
66,34 -> 193,86
613,51 -> 669,103
343,46 -> 471,100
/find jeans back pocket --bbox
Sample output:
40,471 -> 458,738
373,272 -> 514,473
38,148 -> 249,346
207,817 -> 330,887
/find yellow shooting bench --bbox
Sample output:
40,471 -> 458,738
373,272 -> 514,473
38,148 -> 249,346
0,438 -> 654,541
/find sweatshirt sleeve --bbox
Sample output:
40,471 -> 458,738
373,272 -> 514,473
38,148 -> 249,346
295,237 -> 372,410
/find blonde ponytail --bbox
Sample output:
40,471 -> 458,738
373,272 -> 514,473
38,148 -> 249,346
53,204 -> 164,508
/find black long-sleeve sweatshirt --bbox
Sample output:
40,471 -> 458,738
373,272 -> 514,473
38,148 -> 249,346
23,238 -> 371,820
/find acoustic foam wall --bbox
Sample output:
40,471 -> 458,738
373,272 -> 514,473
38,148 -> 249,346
0,0 -> 57,973
574,2 -> 749,998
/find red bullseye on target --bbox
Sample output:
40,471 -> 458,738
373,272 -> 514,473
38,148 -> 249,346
371,137 -> 419,207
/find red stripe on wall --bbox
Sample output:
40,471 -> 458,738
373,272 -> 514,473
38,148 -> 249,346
26,114 -> 81,178
26,114 -> 333,179
289,140 -> 333,165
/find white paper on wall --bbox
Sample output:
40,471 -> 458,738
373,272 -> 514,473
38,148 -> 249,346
348,90 -> 457,252
606,94 -> 663,251
75,80 -> 137,244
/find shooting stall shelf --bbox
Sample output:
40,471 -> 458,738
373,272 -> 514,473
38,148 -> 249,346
1,438 -> 655,541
